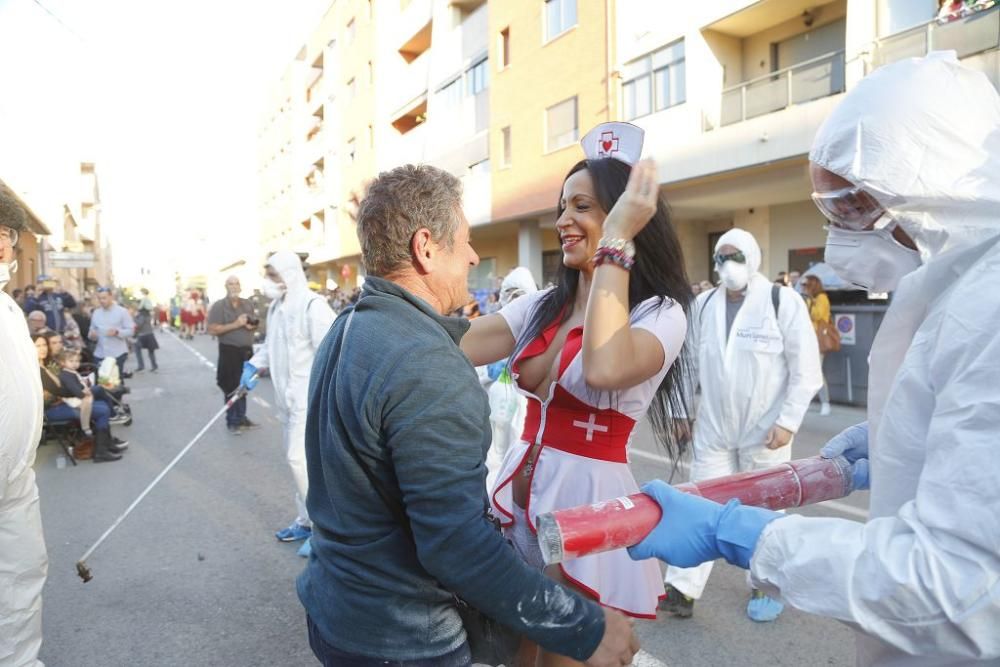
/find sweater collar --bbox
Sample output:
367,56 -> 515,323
361,276 -> 470,344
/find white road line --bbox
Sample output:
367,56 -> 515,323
252,396 -> 271,409
167,330 -> 216,369
628,448 -> 869,520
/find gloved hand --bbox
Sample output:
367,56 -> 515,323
240,362 -> 259,391
820,422 -> 870,491
627,481 -> 782,570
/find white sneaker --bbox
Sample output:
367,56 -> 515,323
820,402 -> 831,416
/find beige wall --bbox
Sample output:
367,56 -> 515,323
676,217 -> 732,284
768,200 -> 828,276
471,223 -> 559,282
489,0 -> 611,222
740,1 -> 847,81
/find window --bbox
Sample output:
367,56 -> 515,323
368,60 -> 374,84
499,27 -> 510,68
501,126 -> 511,167
545,96 -> 577,152
346,77 -> 356,100
544,0 -> 577,42
437,77 -> 463,109
345,18 -> 356,45
623,39 -> 686,120
466,58 -> 488,96
368,124 -> 374,148
347,138 -> 356,163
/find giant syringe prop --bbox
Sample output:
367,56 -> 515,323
535,455 -> 855,565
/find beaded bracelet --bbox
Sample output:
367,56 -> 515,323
594,246 -> 636,271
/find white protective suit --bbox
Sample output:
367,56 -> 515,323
666,228 -> 822,598
249,251 -> 335,528
750,52 -> 1000,665
0,288 -> 47,666
484,267 -> 538,490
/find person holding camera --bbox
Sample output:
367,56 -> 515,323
208,276 -> 259,435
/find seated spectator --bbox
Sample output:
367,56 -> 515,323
26,310 -> 48,335
55,350 -> 94,436
33,333 -> 125,462
42,330 -> 64,374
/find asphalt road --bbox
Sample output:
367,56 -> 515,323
35,330 -> 864,666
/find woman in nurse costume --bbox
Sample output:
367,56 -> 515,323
462,122 -> 693,666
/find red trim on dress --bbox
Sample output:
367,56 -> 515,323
557,564 -> 659,620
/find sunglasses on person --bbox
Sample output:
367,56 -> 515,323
810,185 -> 886,231
96,286 -> 111,294
713,250 -> 746,266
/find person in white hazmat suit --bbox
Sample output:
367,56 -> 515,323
0,192 -> 47,666
660,227 -> 822,622
483,267 -> 537,491
629,52 -> 1000,665
241,250 -> 335,557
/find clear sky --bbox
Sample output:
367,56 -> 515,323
0,0 -> 329,295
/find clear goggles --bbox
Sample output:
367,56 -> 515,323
0,225 -> 19,247
810,185 -> 886,231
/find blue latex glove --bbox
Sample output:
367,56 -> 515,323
240,362 -> 259,391
628,480 -> 782,570
820,422 -> 870,491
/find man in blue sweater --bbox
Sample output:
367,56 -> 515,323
299,165 -> 638,667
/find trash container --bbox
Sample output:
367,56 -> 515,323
824,295 -> 890,407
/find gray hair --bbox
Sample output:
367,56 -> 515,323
356,164 -> 463,277
0,191 -> 27,231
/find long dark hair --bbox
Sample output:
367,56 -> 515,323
512,158 -> 694,459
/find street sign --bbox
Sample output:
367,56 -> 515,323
835,314 -> 856,346
49,251 -> 96,269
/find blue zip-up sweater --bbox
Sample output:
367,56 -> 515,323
297,276 -> 604,661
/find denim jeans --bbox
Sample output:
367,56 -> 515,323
46,399 -> 111,430
226,395 -> 247,428
306,616 -> 471,667
136,346 -> 158,371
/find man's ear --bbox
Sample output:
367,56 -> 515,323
411,227 -> 435,274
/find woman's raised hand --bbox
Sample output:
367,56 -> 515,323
603,159 -> 659,241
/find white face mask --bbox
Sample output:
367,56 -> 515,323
824,221 -> 922,292
717,261 -> 750,291
0,259 -> 17,290
261,278 -> 285,300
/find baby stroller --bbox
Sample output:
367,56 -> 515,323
79,359 -> 133,427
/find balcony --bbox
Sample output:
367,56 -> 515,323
389,49 -> 431,114
716,50 -> 845,128
873,5 -> 1000,69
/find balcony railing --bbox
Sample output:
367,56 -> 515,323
717,50 -> 845,128
873,4 -> 999,68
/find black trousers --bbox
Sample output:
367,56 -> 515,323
217,343 -> 253,428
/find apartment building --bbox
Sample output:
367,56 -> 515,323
472,0 -> 613,288
258,0 -> 494,291
259,0 -> 1000,295
617,0 -> 999,282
